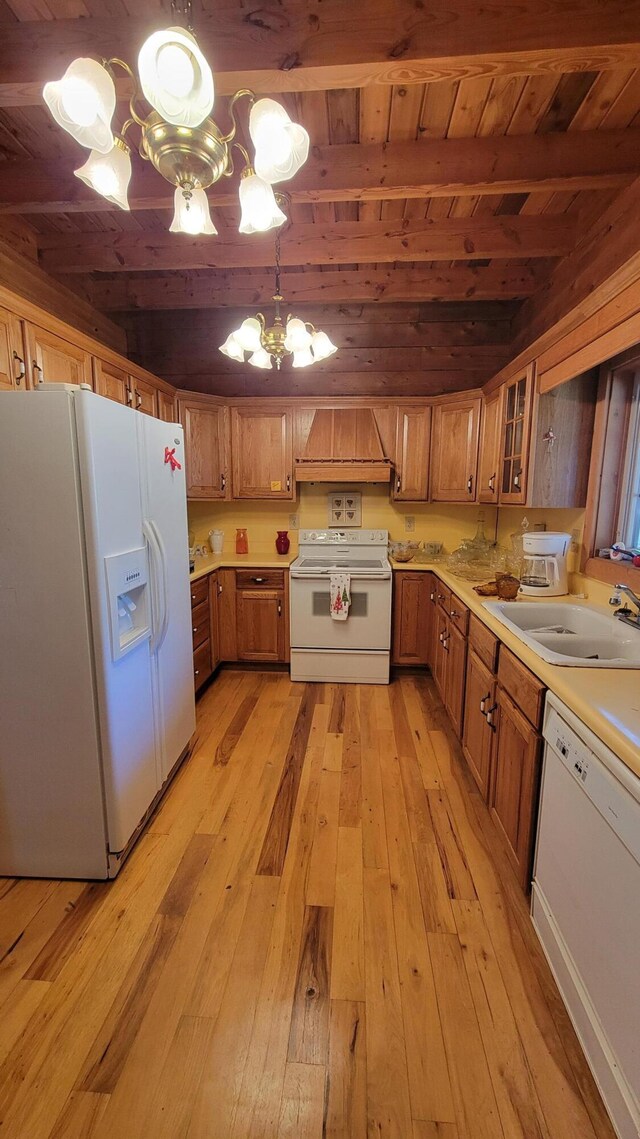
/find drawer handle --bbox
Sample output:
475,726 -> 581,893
430,591 -> 435,602
277,600 -> 282,616
191,593 -> 196,601
449,609 -> 460,619
12,351 -> 25,384
194,669 -> 200,677
251,576 -> 266,583
467,475 -> 473,494
437,593 -> 446,602
480,691 -> 490,713
218,583 -> 222,595
485,702 -> 498,730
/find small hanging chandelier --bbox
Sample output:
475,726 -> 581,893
42,0 -> 309,235
219,219 -> 338,371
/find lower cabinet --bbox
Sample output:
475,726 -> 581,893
432,593 -> 469,737
489,686 -> 542,890
392,571 -> 433,665
462,649 -> 497,799
213,568 -> 289,664
444,621 -> 467,737
190,574 -> 214,692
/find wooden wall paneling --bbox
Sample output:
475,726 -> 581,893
0,307 -> 26,391
38,216 -> 576,274
4,2 -> 640,107
86,265 -> 540,311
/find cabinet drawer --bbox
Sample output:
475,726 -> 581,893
191,600 -> 210,649
190,576 -> 210,608
497,646 -> 545,729
193,639 -> 212,691
445,594 -> 469,636
469,614 -> 499,673
435,581 -> 451,612
236,568 -> 285,590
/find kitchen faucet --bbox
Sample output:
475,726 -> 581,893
611,584 -> 640,629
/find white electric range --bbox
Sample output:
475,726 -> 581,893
289,529 -> 392,684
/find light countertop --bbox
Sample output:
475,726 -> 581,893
391,558 -> 640,780
190,547 -> 297,583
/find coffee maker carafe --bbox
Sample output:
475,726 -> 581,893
520,532 -> 570,597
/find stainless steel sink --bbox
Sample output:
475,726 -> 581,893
483,602 -> 640,667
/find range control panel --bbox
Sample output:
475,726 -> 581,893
299,529 -> 388,545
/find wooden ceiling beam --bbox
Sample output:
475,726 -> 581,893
40,216 -> 575,274
83,266 -> 540,310
2,130 -> 638,214
2,1 -> 640,106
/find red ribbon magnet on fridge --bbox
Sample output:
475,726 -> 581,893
164,446 -> 182,471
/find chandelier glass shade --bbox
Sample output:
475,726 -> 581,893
42,7 -> 310,236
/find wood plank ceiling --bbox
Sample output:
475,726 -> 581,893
1,1 -> 640,395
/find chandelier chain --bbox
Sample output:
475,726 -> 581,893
275,228 -> 281,298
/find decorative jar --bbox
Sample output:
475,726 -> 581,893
276,530 -> 290,554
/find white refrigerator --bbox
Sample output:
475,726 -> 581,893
0,385 -> 196,878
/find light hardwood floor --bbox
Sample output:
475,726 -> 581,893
0,671 -> 616,1139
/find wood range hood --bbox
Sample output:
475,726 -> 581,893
295,408 -> 393,482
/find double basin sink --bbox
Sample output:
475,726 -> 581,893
483,601 -> 640,668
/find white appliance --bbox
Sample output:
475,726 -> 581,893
290,529 -> 392,684
0,386 -> 196,879
532,693 -> 640,1139
520,531 -> 570,596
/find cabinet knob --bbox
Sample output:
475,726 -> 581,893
396,476 -> 401,493
277,600 -> 282,616
194,669 -> 200,677
218,583 -> 222,595
286,474 -> 291,492
449,609 -> 460,620
489,473 -> 496,492
12,351 -> 25,385
513,469 -> 522,490
220,472 -> 226,492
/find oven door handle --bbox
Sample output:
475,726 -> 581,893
290,571 -> 391,581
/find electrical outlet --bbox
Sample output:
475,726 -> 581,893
288,513 -> 299,530
405,515 -> 415,533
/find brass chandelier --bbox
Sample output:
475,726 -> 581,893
219,223 -> 338,370
42,0 -> 309,235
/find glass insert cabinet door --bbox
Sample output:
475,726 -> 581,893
501,365 -> 534,503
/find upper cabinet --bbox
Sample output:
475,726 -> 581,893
128,373 -> 157,417
0,308 -> 26,392
478,387 -> 503,505
157,390 -> 177,423
499,365 -> 534,505
430,397 -> 481,502
93,358 -> 130,405
180,397 -> 230,500
231,407 -> 294,500
393,405 -> 431,501
24,323 -> 92,389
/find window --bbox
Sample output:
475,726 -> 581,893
616,375 -> 640,550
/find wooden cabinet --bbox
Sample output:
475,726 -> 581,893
393,405 -> 431,501
217,568 -> 237,660
24,323 -> 92,388
180,397 -> 230,500
0,308 -> 25,391
209,572 -> 220,671
231,407 -> 293,499
526,371 -> 598,508
499,365 -> 534,504
462,649 -> 497,799
129,373 -> 157,417
431,579 -> 468,737
392,571 -> 432,665
157,390 -> 177,423
94,358 -> 130,405
478,387 -> 503,504
190,575 -> 214,693
236,569 -> 287,662
489,688 -> 542,890
430,397 -> 481,502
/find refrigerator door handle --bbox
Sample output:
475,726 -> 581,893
143,520 -> 169,655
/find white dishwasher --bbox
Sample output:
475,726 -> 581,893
532,692 -> 640,1139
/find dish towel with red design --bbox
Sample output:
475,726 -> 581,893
330,573 -> 351,620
